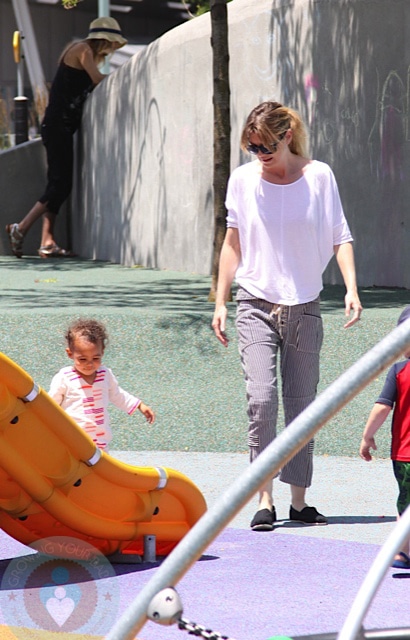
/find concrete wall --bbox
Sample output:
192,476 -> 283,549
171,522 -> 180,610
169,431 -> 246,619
72,0 -> 410,287
3,0 -> 410,288
72,13 -> 215,273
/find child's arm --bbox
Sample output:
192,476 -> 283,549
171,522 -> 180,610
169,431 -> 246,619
48,370 -> 66,406
106,368 -> 155,423
359,402 -> 391,461
138,402 -> 155,424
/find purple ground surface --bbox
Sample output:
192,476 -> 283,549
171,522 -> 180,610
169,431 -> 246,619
0,527 -> 407,639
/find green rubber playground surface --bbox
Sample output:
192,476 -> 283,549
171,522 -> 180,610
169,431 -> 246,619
0,256 -> 409,458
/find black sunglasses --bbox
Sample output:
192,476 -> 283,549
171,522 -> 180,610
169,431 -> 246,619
247,131 -> 287,155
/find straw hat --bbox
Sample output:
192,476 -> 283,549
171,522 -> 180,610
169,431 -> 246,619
86,17 -> 127,47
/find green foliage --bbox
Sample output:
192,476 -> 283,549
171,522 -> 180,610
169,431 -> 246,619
190,0 -> 232,17
61,0 -> 81,8
61,0 -> 230,16
191,1 -> 211,15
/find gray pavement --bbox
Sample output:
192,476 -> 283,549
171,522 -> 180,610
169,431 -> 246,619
0,256 -> 409,551
113,451 -> 397,546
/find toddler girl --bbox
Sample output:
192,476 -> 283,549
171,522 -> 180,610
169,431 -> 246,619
49,318 -> 155,450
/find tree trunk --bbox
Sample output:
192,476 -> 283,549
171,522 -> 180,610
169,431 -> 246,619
208,0 -> 231,302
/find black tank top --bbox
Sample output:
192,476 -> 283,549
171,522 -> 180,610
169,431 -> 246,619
43,61 -> 93,133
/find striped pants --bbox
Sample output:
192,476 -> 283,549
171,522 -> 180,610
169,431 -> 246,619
236,296 -> 323,488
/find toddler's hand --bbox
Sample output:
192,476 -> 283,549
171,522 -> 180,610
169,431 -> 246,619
359,436 -> 376,461
139,402 -> 155,424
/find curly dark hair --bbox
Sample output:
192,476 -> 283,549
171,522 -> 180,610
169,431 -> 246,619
65,318 -> 108,351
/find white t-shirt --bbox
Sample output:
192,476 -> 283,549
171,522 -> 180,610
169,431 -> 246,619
48,365 -> 141,450
225,159 -> 353,305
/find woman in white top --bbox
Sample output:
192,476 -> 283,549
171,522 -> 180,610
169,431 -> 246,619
212,101 -> 362,531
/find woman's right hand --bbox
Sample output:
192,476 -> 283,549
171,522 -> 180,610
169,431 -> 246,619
212,305 -> 229,347
211,228 -> 241,348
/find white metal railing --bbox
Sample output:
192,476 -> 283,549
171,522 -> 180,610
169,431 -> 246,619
337,502 -> 410,640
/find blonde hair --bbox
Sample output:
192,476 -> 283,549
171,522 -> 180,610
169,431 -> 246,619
87,38 -> 117,65
240,101 -> 309,158
59,39 -> 115,67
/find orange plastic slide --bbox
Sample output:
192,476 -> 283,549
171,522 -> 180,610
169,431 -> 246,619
0,352 -> 206,557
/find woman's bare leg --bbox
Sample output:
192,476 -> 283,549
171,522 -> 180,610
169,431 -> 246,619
290,484 -> 307,511
15,201 -> 58,247
257,480 -> 273,510
40,211 -> 56,247
17,201 -> 49,236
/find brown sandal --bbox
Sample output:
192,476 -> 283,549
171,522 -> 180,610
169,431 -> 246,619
38,244 -> 75,259
6,223 -> 24,258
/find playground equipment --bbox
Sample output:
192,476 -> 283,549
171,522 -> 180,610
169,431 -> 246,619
0,352 -> 206,558
105,318 -> 410,639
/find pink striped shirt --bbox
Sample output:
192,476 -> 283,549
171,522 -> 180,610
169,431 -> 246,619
48,365 -> 141,450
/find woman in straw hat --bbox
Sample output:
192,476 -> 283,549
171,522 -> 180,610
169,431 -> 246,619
6,17 -> 127,259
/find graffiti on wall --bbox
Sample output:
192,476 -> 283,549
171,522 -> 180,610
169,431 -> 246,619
244,7 -> 408,184
303,67 -> 407,183
368,69 -> 407,184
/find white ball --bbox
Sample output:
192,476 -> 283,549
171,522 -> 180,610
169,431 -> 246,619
147,587 -> 184,626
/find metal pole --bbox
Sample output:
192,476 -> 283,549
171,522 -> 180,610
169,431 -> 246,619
337,504 -> 410,640
98,0 -> 110,15
11,0 -> 48,102
17,63 -> 23,97
143,535 -> 157,563
14,96 -> 28,144
98,0 -> 110,75
13,31 -> 24,97
12,30 -> 27,143
105,320 -> 410,640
